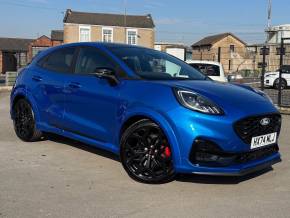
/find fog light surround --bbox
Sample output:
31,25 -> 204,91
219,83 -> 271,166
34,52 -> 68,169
189,138 -> 237,167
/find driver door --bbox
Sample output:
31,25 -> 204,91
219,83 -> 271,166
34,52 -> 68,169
63,46 -> 122,143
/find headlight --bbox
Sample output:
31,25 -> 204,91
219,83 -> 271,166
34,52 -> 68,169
174,88 -> 224,115
253,88 -> 273,104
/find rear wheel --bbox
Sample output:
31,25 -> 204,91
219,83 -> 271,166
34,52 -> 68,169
13,99 -> 43,142
274,78 -> 287,90
120,119 -> 175,183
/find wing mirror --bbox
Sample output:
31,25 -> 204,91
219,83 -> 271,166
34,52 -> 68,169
94,67 -> 119,86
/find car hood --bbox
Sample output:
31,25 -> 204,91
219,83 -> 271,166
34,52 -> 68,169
265,71 -> 279,76
152,80 -> 278,117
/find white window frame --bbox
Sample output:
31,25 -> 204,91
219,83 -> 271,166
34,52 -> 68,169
102,27 -> 114,43
79,25 -> 91,42
126,28 -> 138,45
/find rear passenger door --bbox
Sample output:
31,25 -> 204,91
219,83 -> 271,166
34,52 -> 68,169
32,47 -> 76,128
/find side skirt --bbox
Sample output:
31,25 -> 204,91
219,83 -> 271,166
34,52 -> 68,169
37,122 -> 120,155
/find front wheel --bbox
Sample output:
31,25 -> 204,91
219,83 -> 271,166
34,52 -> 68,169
120,119 -> 175,184
13,99 -> 43,142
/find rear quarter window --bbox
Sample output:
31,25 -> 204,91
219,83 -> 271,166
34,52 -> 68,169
37,47 -> 76,73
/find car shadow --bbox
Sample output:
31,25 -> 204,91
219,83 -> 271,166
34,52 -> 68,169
45,133 -> 120,162
44,133 -> 273,184
175,167 -> 273,184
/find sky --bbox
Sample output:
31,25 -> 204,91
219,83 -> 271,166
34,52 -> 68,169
0,0 -> 289,46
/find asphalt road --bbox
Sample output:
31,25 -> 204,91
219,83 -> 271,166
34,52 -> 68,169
1,91 -> 290,218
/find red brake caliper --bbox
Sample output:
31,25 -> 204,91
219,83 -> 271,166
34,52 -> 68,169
161,145 -> 171,158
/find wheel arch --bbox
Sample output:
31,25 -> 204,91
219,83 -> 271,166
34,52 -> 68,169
11,90 -> 41,125
118,109 -> 182,166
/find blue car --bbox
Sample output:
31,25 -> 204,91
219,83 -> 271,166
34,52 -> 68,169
10,43 -> 282,183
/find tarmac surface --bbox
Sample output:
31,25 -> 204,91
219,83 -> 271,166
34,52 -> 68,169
0,91 -> 290,218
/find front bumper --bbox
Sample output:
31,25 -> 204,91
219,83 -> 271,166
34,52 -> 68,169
193,156 -> 281,176
165,107 -> 281,176
264,77 -> 276,87
177,152 -> 281,176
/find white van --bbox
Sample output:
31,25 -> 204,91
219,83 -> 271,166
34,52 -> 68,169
186,60 -> 227,82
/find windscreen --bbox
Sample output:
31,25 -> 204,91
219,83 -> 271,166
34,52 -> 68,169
109,47 -> 207,80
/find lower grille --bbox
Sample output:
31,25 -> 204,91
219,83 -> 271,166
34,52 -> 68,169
189,138 -> 279,167
237,145 -> 279,163
234,113 -> 281,145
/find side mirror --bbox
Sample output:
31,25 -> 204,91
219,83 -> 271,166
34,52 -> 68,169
94,67 -> 119,86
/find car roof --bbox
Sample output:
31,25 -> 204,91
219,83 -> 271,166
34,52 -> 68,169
186,60 -> 221,66
31,42 -> 148,64
55,42 -> 147,50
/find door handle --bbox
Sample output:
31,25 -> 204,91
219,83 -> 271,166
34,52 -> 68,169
68,82 -> 82,89
32,75 -> 43,82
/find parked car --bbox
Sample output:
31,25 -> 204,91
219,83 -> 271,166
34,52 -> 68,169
227,73 -> 244,83
186,60 -> 227,82
264,65 -> 290,89
11,43 -> 281,183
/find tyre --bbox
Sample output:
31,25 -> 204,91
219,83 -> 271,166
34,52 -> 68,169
120,119 -> 175,184
13,99 -> 43,142
274,78 -> 287,90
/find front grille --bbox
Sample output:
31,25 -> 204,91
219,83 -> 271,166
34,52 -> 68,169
234,113 -> 281,145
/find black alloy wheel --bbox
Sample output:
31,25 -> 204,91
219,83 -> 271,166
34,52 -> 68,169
120,119 -> 175,183
274,79 -> 287,90
13,99 -> 43,142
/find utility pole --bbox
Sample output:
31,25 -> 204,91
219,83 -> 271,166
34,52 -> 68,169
124,0 -> 127,44
278,38 -> 284,107
264,0 -> 272,72
267,0 -> 272,30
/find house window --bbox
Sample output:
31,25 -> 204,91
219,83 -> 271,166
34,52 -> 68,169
32,46 -> 48,58
79,26 -> 91,42
19,52 -> 27,67
102,27 -> 113,42
127,29 -> 137,45
228,60 -> 232,71
230,45 -> 235,52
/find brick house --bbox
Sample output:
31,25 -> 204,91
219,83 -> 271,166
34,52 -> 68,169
191,33 -> 251,74
27,35 -> 52,62
0,37 -> 32,74
63,9 -> 155,48
28,32 -> 63,61
51,30 -> 64,46
0,32 -> 63,74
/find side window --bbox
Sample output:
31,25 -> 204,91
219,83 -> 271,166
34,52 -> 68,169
75,47 -> 115,74
281,66 -> 290,74
189,64 -> 220,76
40,47 -> 75,73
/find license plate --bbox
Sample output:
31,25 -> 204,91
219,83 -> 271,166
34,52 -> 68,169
251,132 -> 277,149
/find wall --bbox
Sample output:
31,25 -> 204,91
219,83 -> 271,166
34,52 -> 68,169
249,44 -> 290,72
64,23 -> 155,48
0,51 -> 2,74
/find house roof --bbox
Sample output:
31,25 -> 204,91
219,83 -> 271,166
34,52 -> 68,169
0,37 -> 33,52
192,32 -> 247,47
51,30 -> 63,41
63,9 -> 155,28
